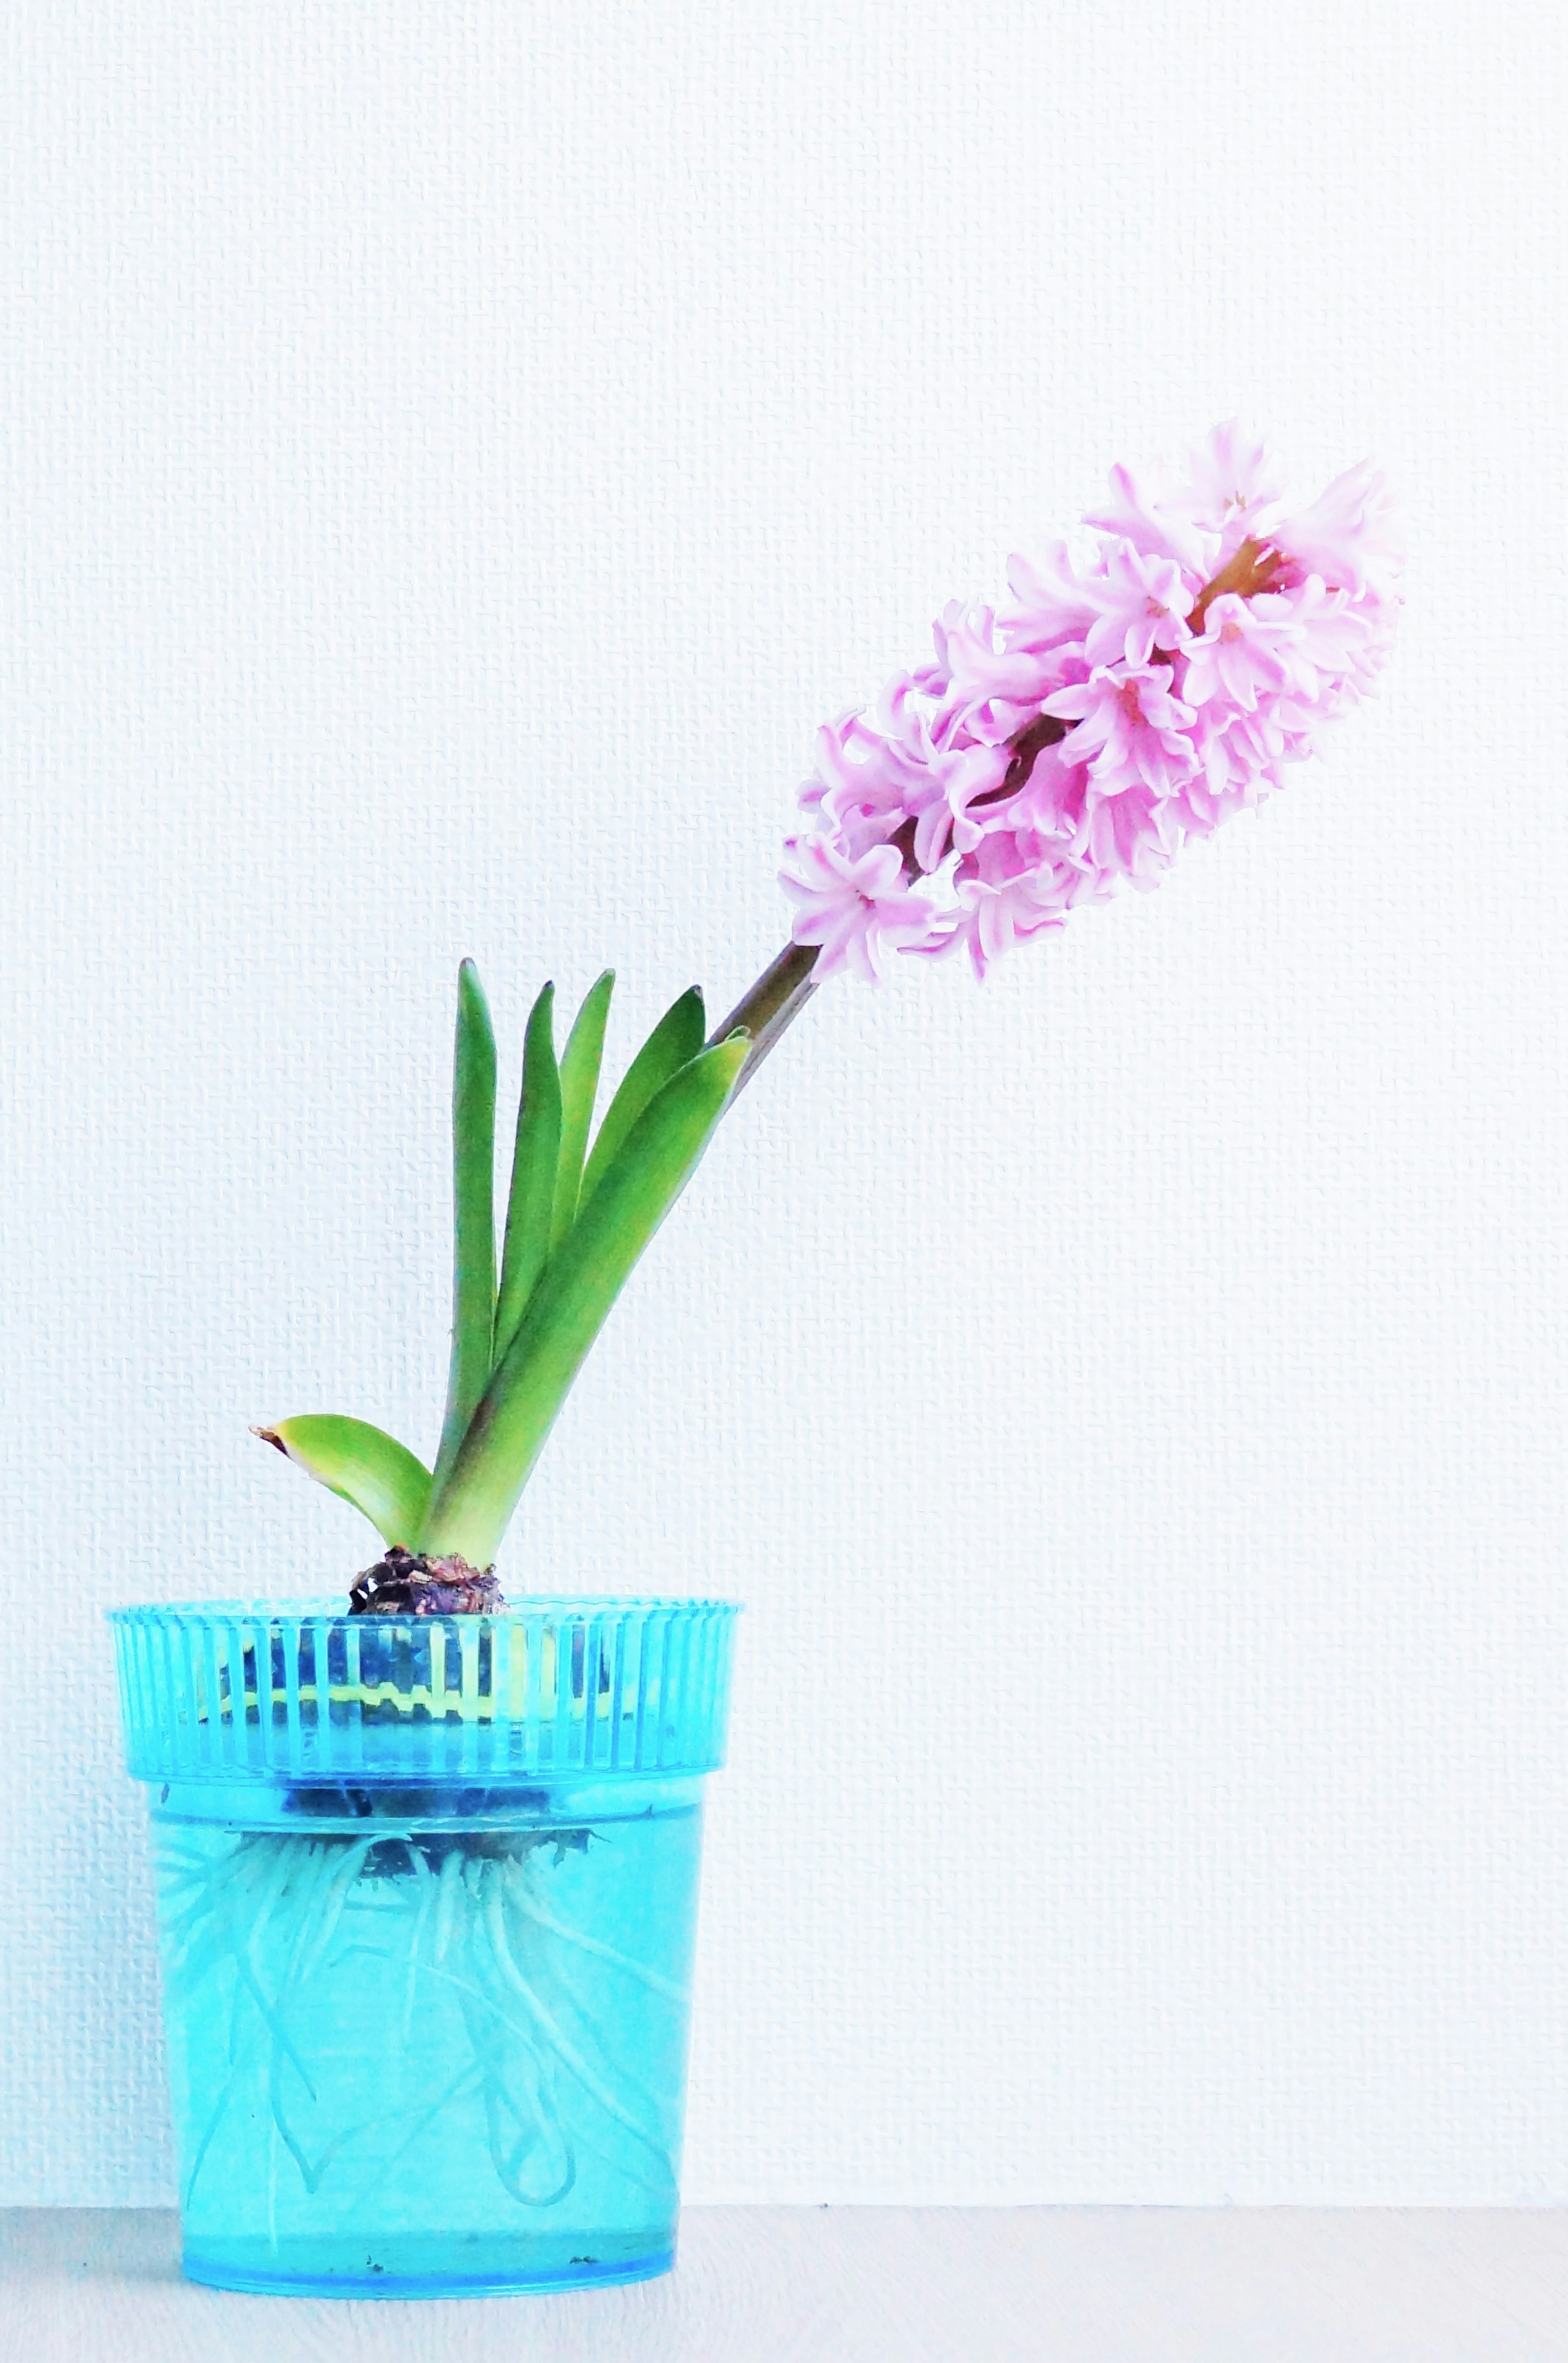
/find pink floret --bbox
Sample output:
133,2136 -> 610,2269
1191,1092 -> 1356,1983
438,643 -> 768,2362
779,835 -> 938,983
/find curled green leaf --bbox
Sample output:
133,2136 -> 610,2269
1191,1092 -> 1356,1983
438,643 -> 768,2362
254,1416 -> 433,1549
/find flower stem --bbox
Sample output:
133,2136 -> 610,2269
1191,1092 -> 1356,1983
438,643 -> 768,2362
711,941 -> 820,1092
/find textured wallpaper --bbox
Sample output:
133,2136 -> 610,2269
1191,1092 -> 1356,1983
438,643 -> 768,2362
2,0 -> 1565,2205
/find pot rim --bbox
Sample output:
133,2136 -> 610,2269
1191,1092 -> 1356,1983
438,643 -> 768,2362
111,1597 -> 741,1786
108,1594 -> 744,1623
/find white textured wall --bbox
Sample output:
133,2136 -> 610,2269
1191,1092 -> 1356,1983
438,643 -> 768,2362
2,0 -> 1564,2206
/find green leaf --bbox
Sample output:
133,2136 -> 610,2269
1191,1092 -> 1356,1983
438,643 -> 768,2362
550,969 -> 614,1252
494,981 -> 562,1367
579,985 -> 705,1209
254,1416 -> 432,1549
430,959 -> 498,1496
421,1034 -> 748,1565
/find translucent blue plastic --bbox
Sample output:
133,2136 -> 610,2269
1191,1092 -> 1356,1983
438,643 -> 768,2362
109,1599 -> 738,2298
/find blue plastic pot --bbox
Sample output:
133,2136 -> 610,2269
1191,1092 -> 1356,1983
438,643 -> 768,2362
110,1597 -> 739,2298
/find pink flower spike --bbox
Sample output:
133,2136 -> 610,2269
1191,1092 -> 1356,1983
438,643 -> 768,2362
779,426 -> 1399,983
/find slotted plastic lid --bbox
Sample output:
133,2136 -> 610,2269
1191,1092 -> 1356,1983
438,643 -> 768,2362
109,1597 -> 740,1786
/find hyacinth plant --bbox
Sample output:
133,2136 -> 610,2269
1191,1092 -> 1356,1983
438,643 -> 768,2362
260,423 -> 1401,1612
129,424 -> 1400,2287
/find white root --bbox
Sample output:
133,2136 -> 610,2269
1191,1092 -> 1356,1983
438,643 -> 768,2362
482,1876 -> 672,2179
505,1878 -> 690,2003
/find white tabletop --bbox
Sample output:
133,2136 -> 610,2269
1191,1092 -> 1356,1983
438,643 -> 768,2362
7,2205 -> 1568,2361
